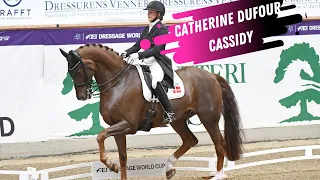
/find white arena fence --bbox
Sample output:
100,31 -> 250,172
1,145 -> 320,180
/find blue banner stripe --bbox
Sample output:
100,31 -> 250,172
0,21 -> 320,46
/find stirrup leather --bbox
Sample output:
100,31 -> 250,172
163,111 -> 176,123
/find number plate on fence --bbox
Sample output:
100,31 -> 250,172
91,157 -> 167,179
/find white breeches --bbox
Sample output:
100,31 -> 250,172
139,57 -> 164,89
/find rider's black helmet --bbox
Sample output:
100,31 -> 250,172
143,1 -> 165,17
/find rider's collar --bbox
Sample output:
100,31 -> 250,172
149,19 -> 160,32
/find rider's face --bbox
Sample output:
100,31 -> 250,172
148,10 -> 158,22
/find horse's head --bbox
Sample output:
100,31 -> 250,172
59,48 -> 96,101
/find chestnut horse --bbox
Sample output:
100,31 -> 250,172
59,43 -> 244,180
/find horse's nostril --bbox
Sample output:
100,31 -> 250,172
77,96 -> 86,100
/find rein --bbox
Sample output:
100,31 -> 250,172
68,50 -> 135,97
90,58 -> 134,96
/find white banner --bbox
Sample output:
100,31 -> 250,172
0,0 -> 43,26
0,0 -> 319,26
91,157 -> 167,179
0,26 -> 320,144
0,45 -> 51,143
28,34 -> 320,141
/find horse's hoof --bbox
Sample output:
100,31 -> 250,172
111,163 -> 119,173
166,169 -> 176,179
209,176 -> 225,180
201,175 -> 215,180
209,172 -> 227,180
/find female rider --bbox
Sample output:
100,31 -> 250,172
120,1 -> 176,124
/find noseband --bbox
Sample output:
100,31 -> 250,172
68,50 -> 133,97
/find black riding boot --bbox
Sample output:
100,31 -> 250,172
154,82 -> 176,124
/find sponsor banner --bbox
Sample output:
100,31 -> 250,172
0,30 -> 44,46
0,20 -> 320,47
42,0 -> 235,24
0,0 -> 43,26
0,0 -> 236,26
285,20 -> 320,35
43,27 -> 145,45
0,0 -> 319,27
280,0 -> 320,18
91,157 -> 167,179
0,27 -> 146,46
1,22 -> 320,143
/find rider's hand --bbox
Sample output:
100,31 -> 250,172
120,51 -> 128,59
129,53 -> 139,60
126,53 -> 140,65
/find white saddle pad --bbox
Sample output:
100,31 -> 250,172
134,64 -> 185,102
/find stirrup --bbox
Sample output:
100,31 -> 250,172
163,111 -> 176,124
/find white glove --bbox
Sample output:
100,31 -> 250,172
129,53 -> 139,60
127,53 -> 140,64
120,51 -> 128,59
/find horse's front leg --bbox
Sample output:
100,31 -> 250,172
114,135 -> 128,180
96,120 -> 131,175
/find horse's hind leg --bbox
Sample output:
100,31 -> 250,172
197,111 -> 227,180
166,112 -> 199,179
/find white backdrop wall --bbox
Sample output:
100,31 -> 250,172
1,21 -> 320,144
0,0 -> 318,26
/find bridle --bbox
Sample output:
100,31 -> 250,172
68,50 -> 133,98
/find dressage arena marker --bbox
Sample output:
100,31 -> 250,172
1,145 -> 319,180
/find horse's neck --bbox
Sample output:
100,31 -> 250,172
91,50 -> 127,93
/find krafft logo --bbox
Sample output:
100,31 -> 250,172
3,0 -> 22,7
0,0 -> 31,21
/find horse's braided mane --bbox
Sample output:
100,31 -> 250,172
78,43 -> 120,56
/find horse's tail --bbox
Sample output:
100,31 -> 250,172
215,74 -> 244,161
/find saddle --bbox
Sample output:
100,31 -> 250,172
138,65 -> 171,131
133,64 -> 185,132
141,65 -> 171,92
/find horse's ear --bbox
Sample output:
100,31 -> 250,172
69,50 -> 81,62
69,50 -> 77,58
59,48 -> 69,59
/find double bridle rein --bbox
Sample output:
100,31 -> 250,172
68,50 -> 133,97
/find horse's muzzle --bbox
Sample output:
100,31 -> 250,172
78,96 -> 87,101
